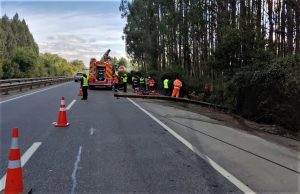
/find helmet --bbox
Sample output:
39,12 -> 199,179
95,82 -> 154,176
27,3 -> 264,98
124,74 -> 127,76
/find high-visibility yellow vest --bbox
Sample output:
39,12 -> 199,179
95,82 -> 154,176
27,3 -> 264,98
140,77 -> 145,83
122,77 -> 128,83
163,79 -> 169,89
82,76 -> 88,86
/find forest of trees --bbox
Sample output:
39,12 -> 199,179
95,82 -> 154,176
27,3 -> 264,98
120,0 -> 300,132
0,14 -> 85,79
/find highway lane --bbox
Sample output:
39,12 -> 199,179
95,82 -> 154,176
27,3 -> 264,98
0,82 -> 79,190
0,82 -> 242,193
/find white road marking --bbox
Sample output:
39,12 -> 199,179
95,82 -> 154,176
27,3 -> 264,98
0,142 -> 42,191
71,146 -> 82,194
66,100 -> 76,110
0,82 -> 70,104
90,128 -> 96,135
127,98 -> 256,194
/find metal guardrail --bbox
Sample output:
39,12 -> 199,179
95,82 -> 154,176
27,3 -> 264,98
114,93 -> 229,111
0,77 -> 66,85
0,77 -> 73,95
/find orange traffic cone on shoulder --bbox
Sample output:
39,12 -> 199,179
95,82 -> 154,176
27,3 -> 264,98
78,87 -> 83,96
53,97 -> 69,127
5,127 -> 23,194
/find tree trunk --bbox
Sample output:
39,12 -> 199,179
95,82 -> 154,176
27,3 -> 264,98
267,0 -> 274,50
230,0 -> 237,28
281,0 -> 286,56
296,0 -> 300,53
256,0 -> 262,36
287,2 -> 294,54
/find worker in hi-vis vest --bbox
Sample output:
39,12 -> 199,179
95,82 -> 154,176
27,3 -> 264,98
172,77 -> 182,98
81,73 -> 88,100
122,74 -> 128,93
163,78 -> 169,96
148,77 -> 155,91
139,76 -> 145,89
113,75 -> 119,92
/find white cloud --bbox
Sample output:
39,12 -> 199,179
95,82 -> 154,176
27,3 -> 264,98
2,1 -> 127,65
39,34 -> 126,66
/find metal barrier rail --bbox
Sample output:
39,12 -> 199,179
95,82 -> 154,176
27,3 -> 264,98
114,93 -> 229,111
0,77 -> 73,95
0,77 -> 66,85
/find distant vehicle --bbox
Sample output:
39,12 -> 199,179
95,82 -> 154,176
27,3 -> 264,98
74,72 -> 83,82
88,49 -> 116,89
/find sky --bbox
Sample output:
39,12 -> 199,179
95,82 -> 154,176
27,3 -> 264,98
1,0 -> 127,66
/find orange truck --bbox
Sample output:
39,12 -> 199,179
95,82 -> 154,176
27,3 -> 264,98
88,49 -> 114,89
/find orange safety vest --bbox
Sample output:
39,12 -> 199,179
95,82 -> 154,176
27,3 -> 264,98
173,79 -> 182,89
149,79 -> 155,87
113,77 -> 119,84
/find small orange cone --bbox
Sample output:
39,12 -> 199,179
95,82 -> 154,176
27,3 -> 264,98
78,87 -> 83,96
5,127 -> 23,194
53,97 -> 69,127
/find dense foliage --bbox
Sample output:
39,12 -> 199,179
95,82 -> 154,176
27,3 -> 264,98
120,0 -> 300,132
0,14 -> 85,78
111,56 -> 129,67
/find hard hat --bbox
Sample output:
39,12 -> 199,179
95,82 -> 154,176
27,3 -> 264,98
124,74 -> 127,76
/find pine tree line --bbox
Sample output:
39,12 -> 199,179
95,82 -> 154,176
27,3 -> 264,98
0,14 -> 39,59
120,0 -> 300,132
121,0 -> 299,74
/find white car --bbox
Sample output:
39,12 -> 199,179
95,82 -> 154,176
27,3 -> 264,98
74,72 -> 83,82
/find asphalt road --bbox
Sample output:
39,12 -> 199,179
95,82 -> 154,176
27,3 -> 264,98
0,82 -> 299,193
0,82 -> 240,193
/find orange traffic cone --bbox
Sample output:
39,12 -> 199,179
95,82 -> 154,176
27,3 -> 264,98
5,127 -> 23,194
78,87 -> 83,96
53,97 -> 69,127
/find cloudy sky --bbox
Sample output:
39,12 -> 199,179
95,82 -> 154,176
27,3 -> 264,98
1,0 -> 127,66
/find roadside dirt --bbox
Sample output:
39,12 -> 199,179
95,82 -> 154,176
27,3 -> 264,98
138,99 -> 300,151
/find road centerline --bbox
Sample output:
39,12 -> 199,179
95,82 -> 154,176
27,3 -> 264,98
0,142 -> 42,191
127,98 -> 256,194
66,100 -> 76,110
71,146 -> 82,194
90,128 -> 96,135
